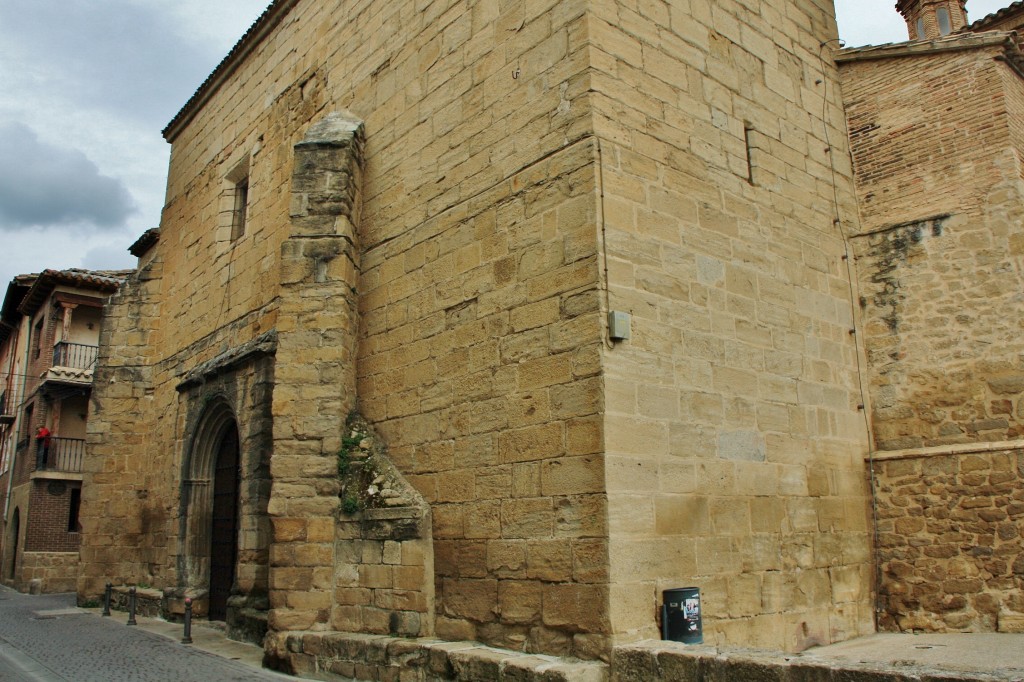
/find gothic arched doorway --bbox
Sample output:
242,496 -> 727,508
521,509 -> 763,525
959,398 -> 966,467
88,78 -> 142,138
182,400 -> 240,621
209,426 -> 239,620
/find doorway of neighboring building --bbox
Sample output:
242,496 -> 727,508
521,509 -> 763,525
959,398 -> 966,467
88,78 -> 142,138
208,426 -> 239,621
8,508 -> 19,580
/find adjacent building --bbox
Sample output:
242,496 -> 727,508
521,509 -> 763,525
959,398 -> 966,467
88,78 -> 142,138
0,270 -> 125,593
838,0 -> 1024,633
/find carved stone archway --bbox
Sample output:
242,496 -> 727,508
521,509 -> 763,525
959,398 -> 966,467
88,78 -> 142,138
181,398 -> 240,613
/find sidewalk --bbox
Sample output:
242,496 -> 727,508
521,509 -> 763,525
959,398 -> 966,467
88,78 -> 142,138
0,587 -> 291,681
802,631 -> 1024,678
80,604 -> 272,672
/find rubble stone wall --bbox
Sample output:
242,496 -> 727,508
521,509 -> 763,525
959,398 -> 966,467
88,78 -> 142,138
873,444 -> 1024,633
18,551 -> 78,594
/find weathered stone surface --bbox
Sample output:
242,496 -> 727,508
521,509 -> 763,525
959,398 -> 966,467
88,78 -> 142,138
874,448 -> 1024,632
78,0 -> 876,664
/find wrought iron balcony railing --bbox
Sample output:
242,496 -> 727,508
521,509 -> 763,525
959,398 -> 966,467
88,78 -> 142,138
36,437 -> 84,474
52,342 -> 99,370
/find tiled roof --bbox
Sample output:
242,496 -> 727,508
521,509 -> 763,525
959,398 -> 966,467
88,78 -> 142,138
18,268 -> 131,316
837,30 -> 1017,62
128,228 -> 160,258
44,366 -> 93,385
162,0 -> 299,142
968,1 -> 1024,31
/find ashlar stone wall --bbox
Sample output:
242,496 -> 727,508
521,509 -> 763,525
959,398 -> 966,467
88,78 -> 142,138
83,0 -> 874,662
589,0 -> 874,651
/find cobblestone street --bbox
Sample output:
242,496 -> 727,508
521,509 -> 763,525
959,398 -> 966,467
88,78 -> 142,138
0,587 -> 293,681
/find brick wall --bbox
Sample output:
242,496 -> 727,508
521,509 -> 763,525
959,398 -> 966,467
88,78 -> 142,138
25,480 -> 79,553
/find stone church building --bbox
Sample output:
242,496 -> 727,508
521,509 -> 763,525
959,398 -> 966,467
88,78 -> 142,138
75,0 -> 1022,674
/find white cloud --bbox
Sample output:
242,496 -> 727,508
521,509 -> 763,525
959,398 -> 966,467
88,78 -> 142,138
835,0 -> 1012,46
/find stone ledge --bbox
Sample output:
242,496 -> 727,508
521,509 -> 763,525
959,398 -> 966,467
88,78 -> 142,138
612,641 -> 1020,682
870,439 -> 1024,462
265,631 -> 609,681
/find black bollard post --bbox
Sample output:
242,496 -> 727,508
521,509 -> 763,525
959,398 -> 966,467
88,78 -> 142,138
102,583 -> 112,617
127,586 -> 137,626
181,597 -> 193,644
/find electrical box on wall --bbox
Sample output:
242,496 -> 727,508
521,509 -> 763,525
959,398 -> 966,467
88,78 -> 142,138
608,311 -> 631,341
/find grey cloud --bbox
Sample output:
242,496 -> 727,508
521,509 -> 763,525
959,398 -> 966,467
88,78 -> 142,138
0,122 -> 136,230
0,0 -> 229,124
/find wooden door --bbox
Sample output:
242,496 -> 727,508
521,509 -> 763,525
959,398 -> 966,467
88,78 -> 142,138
208,428 -> 239,621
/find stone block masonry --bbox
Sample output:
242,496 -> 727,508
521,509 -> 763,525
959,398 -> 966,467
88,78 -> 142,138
589,0 -> 873,652
80,0 -> 873,664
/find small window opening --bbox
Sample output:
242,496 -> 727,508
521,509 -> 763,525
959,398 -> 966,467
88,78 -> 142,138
916,16 -> 925,39
33,318 -> 43,359
21,403 -> 33,443
936,7 -> 951,35
67,487 -> 81,533
744,125 -> 756,185
231,177 -> 249,241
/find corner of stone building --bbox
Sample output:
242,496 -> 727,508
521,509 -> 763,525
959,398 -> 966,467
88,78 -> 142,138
79,254 -> 164,601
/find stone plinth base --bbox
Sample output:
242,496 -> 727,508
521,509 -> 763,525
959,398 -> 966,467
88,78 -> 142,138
613,641 -> 1021,682
18,552 -> 78,594
264,631 -> 608,681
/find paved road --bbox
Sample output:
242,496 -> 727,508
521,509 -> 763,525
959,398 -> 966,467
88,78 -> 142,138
0,588 -> 293,681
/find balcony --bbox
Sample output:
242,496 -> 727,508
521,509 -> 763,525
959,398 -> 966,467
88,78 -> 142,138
52,342 -> 98,370
35,437 -> 84,474
0,392 -> 12,426
40,343 -> 98,394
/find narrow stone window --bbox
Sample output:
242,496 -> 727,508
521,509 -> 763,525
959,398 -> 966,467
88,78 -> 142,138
219,157 -> 251,243
744,124 -> 757,185
936,7 -> 951,35
916,16 -> 925,39
231,177 -> 249,241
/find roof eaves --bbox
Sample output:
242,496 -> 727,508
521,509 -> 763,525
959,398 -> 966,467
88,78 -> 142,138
18,269 -> 128,316
968,1 -> 1024,31
837,31 -> 1014,63
162,0 -> 301,143
129,228 -> 161,258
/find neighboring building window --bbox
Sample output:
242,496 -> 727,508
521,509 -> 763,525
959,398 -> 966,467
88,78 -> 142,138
67,487 -> 81,533
916,16 -> 925,39
231,177 -> 249,240
33,318 -> 43,359
20,403 -> 33,443
936,7 -> 951,35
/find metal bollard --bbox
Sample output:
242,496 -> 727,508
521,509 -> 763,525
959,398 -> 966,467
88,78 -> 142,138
127,586 -> 137,626
102,583 -> 112,617
181,597 -> 193,644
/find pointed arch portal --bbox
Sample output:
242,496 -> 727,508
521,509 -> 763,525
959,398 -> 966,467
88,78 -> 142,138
182,399 -> 241,620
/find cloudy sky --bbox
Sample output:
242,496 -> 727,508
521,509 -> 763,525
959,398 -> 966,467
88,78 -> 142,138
0,0 -> 1014,289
